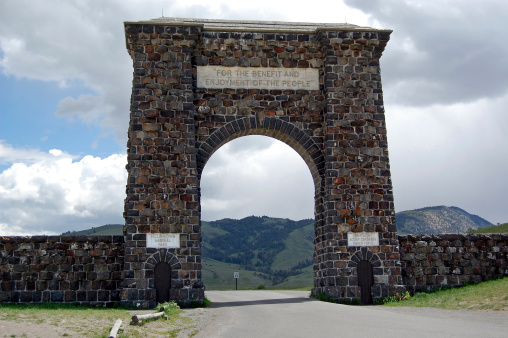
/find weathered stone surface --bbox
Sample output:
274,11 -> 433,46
1,233 -> 506,306
122,17 -> 402,305
0,236 -> 124,307
399,234 -> 508,293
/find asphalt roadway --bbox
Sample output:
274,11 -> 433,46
195,290 -> 508,338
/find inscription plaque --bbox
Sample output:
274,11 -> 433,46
197,66 -> 319,90
347,232 -> 379,247
146,233 -> 180,249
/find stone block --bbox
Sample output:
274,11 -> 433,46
0,291 -> 10,302
50,291 -> 64,302
87,291 -> 97,301
32,291 -> 42,302
98,290 -> 110,302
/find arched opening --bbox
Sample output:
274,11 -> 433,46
154,262 -> 171,304
200,135 -> 316,289
357,260 -> 374,305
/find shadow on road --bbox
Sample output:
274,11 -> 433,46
208,297 -> 316,308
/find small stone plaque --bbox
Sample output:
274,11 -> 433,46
347,232 -> 379,247
197,66 -> 319,90
146,233 -> 180,249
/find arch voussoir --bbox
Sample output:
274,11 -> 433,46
348,248 -> 381,268
196,116 -> 325,189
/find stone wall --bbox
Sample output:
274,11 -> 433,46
0,236 -> 124,306
399,234 -> 508,293
1,233 -> 507,305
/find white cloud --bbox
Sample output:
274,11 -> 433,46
55,94 -> 115,125
348,0 -> 508,106
386,92 -> 508,223
201,136 -> 315,221
2,0 -> 363,144
1,0 -> 508,233
0,141 -> 77,165
0,143 -> 127,235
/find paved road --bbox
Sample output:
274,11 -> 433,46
195,290 -> 508,338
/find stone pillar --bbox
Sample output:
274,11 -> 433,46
123,22 -> 204,307
312,29 -> 405,302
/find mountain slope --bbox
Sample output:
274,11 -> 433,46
467,222 -> 508,234
396,206 -> 492,234
202,216 -> 313,273
201,216 -> 314,287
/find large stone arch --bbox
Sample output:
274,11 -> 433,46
122,17 -> 405,307
196,116 -> 325,188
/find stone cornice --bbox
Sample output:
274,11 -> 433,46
124,17 -> 392,34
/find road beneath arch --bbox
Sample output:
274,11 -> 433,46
192,290 -> 508,337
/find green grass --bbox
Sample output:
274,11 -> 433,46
202,258 -> 313,290
202,258 -> 271,290
467,223 -> 508,234
271,222 -> 313,271
0,303 -> 132,337
269,265 -> 313,288
384,277 -> 508,310
201,221 -> 230,236
262,217 -> 289,226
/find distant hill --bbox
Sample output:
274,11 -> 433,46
395,206 -> 492,234
202,216 -> 314,287
62,224 -> 123,236
467,222 -> 508,234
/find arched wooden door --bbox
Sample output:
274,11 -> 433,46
357,260 -> 374,305
154,262 -> 171,304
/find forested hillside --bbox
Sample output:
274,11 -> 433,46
202,216 -> 314,285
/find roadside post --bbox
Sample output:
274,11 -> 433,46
234,272 -> 239,290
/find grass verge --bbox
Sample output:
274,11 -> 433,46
383,277 -> 508,310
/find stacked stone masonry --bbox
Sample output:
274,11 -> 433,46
0,236 -> 124,306
399,234 -> 508,293
122,18 -> 404,306
1,234 -> 506,306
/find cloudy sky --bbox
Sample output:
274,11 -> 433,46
1,0 -> 507,235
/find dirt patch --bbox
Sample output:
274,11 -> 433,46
0,306 -> 216,338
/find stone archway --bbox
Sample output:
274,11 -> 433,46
196,118 -> 326,240
122,17 -> 405,307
